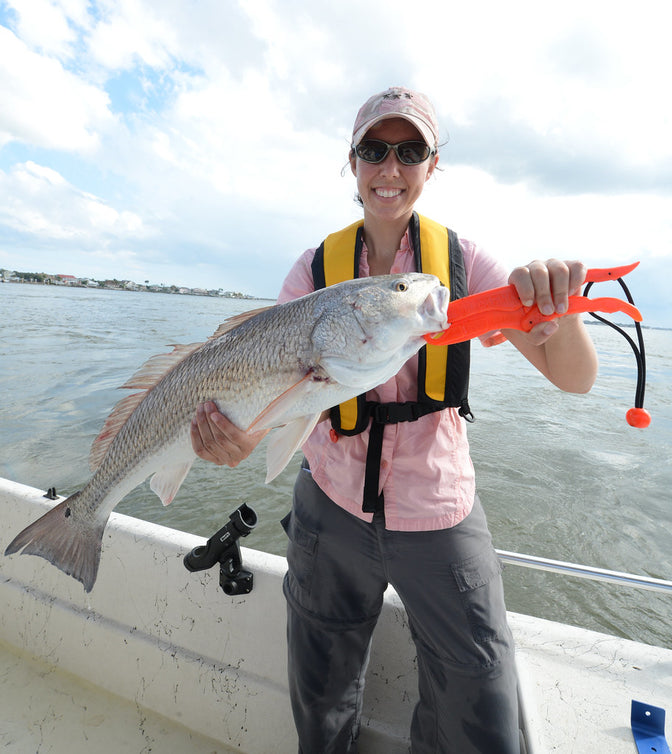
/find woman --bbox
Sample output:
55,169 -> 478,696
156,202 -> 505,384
191,87 -> 598,753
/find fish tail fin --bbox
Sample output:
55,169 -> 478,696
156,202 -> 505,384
4,494 -> 106,593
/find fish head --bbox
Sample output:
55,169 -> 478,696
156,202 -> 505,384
349,273 -> 448,342
311,273 -> 450,391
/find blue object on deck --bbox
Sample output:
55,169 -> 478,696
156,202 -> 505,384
631,700 -> 671,754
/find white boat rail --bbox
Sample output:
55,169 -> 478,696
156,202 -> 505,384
496,549 -> 672,594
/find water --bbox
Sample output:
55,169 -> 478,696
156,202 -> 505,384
1,283 -> 671,647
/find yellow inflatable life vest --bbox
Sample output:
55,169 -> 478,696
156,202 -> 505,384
311,212 -> 472,511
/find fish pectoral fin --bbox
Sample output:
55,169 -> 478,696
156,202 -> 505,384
265,413 -> 321,483
149,461 -> 194,506
249,373 -> 319,431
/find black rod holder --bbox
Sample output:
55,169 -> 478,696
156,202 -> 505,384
183,503 -> 257,595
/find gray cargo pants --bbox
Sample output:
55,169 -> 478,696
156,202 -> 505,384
281,462 -> 519,754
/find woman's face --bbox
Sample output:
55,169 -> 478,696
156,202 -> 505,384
350,117 -> 438,224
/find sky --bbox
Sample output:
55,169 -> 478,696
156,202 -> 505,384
1,0 -> 671,326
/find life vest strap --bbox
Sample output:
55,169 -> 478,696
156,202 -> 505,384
363,420 -> 386,513
361,400 -> 451,513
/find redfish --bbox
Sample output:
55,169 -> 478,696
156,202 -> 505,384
5,273 -> 449,591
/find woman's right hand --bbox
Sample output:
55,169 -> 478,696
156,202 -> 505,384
190,402 -> 268,467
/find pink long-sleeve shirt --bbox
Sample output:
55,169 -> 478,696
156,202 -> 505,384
277,228 -> 510,531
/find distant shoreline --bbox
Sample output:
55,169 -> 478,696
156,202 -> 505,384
0,276 -> 273,301
2,276 -> 666,329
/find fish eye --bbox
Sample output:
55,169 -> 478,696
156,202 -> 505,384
395,281 -> 409,292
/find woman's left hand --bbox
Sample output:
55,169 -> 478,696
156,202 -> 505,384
190,402 -> 268,467
507,258 -> 587,346
503,258 -> 598,393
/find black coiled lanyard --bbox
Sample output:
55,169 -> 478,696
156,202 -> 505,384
583,274 -> 650,428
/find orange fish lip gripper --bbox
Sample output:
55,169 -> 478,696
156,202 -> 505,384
423,262 -> 642,347
423,262 -> 650,428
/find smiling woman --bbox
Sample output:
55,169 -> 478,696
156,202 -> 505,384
185,85 -> 600,754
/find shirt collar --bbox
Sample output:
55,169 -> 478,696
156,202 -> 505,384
361,227 -> 413,257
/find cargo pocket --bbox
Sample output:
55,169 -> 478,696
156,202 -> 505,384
281,510 -> 318,595
451,548 -> 510,664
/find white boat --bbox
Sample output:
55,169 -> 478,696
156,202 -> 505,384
1,476 -> 671,753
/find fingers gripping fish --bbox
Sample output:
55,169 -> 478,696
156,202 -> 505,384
5,274 -> 449,592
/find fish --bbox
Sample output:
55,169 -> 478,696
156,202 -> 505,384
5,273 -> 449,592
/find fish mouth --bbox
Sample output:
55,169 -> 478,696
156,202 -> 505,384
419,285 -> 450,332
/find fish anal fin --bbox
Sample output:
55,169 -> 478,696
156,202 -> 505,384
149,461 -> 194,506
208,306 -> 274,340
4,494 -> 106,593
265,413 -> 321,483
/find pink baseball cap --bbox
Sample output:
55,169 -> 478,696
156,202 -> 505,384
352,86 -> 439,148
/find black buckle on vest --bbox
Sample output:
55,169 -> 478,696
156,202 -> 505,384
369,401 -> 427,425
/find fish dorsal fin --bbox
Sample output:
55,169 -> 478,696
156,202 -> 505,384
120,343 -> 203,390
88,342 -> 203,471
208,306 -> 273,340
89,392 -> 146,471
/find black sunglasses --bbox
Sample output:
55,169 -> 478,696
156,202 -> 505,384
354,139 -> 436,165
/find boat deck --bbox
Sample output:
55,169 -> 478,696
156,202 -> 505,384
3,612 -> 671,753
0,639 -> 236,753
513,612 -> 672,752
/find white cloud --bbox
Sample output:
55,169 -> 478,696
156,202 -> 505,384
86,0 -> 177,71
0,25 -> 113,151
420,165 -> 672,267
408,0 -> 672,190
4,0 -> 87,59
0,161 -> 148,241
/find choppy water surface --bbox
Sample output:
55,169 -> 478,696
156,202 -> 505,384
1,283 -> 671,647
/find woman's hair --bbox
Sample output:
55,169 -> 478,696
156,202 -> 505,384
346,147 -> 364,207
